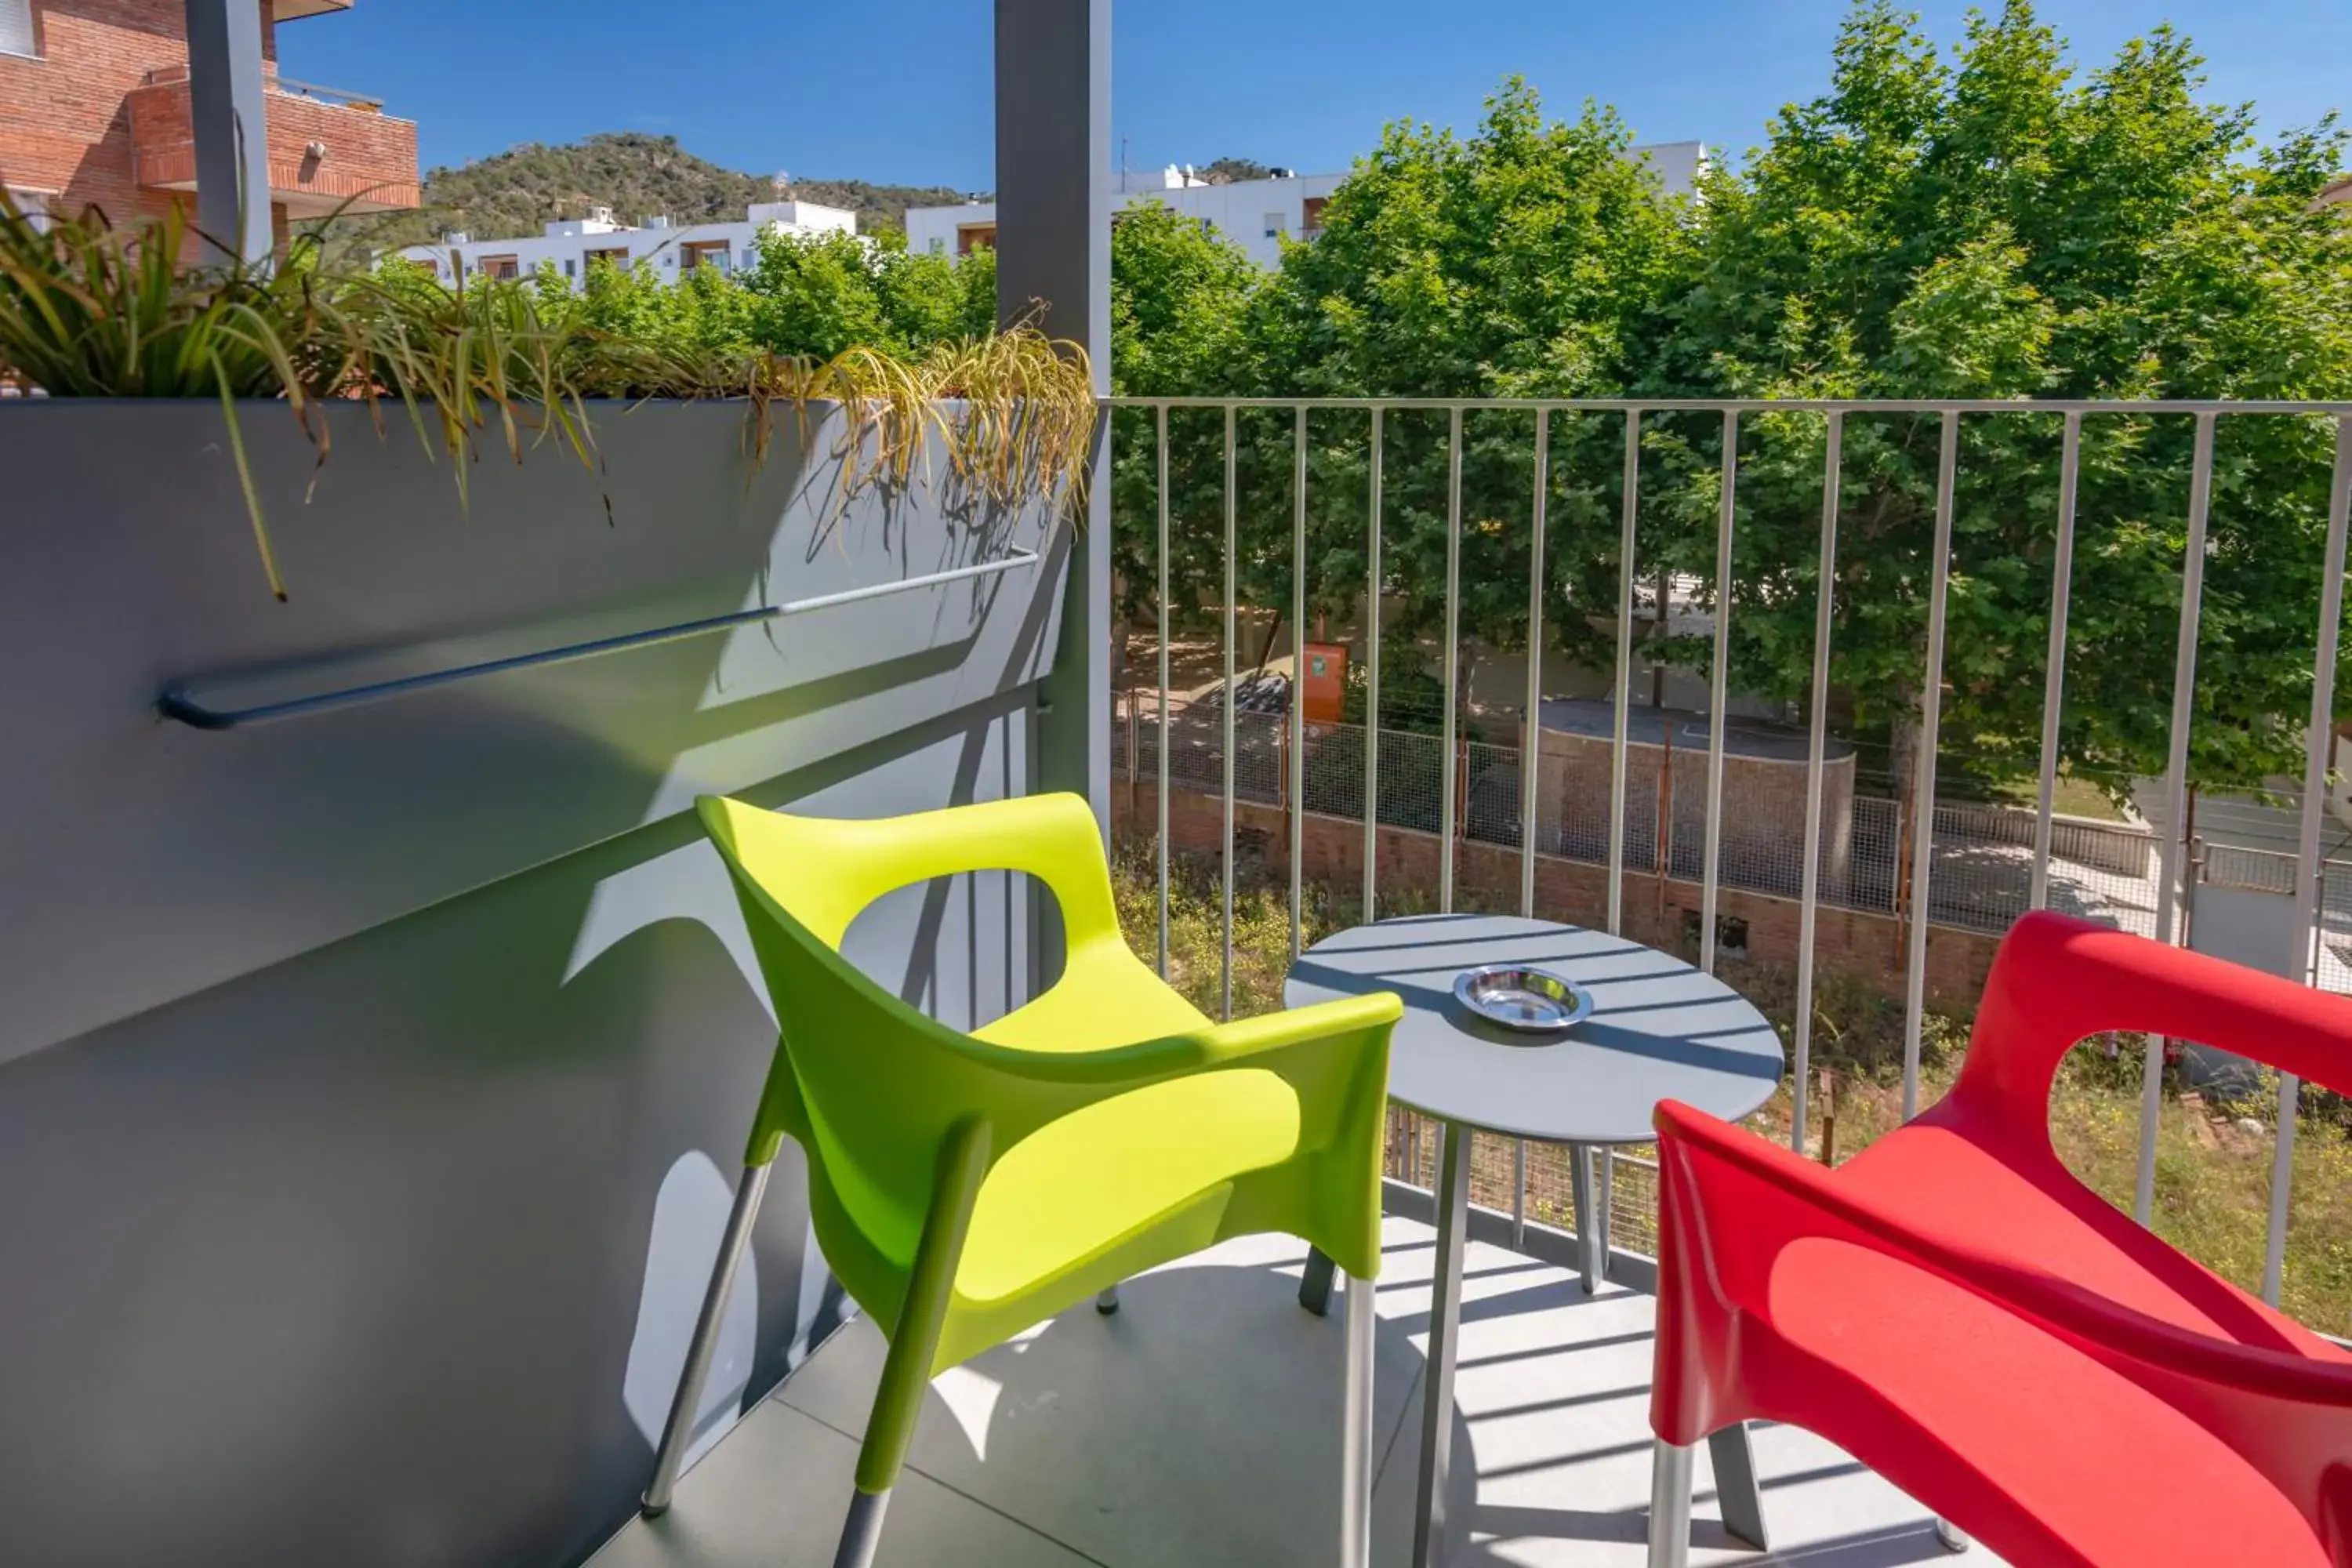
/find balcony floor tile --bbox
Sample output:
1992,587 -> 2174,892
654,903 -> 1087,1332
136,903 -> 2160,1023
592,1219 -> 1999,1568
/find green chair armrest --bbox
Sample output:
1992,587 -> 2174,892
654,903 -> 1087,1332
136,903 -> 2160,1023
956,992 -> 1403,1087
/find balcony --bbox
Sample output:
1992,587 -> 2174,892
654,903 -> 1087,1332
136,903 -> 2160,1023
593,1218 -> 1957,1568
125,65 -> 419,216
9,4 -> 2352,1549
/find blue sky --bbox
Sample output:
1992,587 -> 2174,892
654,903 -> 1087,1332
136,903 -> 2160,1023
280,1 -> 2347,187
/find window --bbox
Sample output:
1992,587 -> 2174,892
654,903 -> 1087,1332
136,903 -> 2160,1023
5,187 -> 50,234
0,0 -> 37,58
1301,197 -> 1328,240
1263,212 -> 1286,240
478,254 -> 519,281
956,223 -> 996,256
562,258 -> 576,278
927,238 -> 946,255
585,247 -> 630,272
680,238 -> 730,272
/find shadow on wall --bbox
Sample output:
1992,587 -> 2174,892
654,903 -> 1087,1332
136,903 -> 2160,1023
0,400 -> 1070,1568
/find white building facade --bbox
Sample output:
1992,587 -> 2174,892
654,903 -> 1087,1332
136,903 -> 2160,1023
906,143 -> 1705,271
395,199 -> 858,287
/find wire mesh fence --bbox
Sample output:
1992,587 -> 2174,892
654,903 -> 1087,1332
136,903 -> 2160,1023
1377,1109 -> 1662,1260
1119,691 -> 2165,943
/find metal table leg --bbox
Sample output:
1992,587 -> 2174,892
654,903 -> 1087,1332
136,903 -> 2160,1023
1568,1141 -> 1599,1294
1411,1120 -> 1470,1568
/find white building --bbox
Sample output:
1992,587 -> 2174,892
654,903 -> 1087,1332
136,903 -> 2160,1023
906,143 -> 1706,271
395,199 -> 858,287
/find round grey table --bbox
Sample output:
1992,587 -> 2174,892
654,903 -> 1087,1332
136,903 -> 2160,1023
1284,913 -> 1784,1568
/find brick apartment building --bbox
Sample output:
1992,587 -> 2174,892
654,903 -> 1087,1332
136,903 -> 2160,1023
0,0 -> 416,238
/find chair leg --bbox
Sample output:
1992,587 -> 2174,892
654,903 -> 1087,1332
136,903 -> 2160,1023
1096,1283 -> 1121,1315
641,1161 -> 772,1517
833,1486 -> 891,1568
1340,1269 -> 1376,1568
1299,1246 -> 1338,1317
1935,1516 -> 1971,1553
1646,1438 -> 1694,1568
836,1116 -> 989,1568
1707,1422 -> 1769,1550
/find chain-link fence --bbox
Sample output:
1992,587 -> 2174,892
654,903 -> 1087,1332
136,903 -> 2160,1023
1377,1109 -> 1662,1261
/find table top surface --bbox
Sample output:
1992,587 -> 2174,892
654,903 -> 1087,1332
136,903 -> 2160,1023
1283,913 -> 1784,1144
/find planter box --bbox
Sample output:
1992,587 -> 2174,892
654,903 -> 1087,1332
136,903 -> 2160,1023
0,400 -> 1073,1566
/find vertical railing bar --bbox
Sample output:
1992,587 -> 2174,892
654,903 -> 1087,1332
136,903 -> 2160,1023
1291,404 -> 1309,965
1700,410 -> 1738,974
2138,410 -> 2216,1223
1511,1138 -> 1526,1250
1440,405 -> 1464,913
2030,412 -> 2083,912
1901,411 -> 1962,1120
1515,408 -> 1548,1232
1221,405 -> 1238,1024
1792,410 -> 1842,1156
2269,414 -> 2352,1305
1521,409 -> 1548,920
1156,405 -> 1172,978
1609,411 -> 1640,936
1364,408 -> 1384,924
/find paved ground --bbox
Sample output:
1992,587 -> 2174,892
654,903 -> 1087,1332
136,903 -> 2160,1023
593,1220 -> 1983,1568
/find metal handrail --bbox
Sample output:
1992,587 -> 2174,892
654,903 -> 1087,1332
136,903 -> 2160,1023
158,547 -> 1041,731
1117,391 -> 2352,1312
1106,396 -> 2352,414
270,75 -> 387,111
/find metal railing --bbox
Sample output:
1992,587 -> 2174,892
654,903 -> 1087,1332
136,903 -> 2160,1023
1119,702 -> 2176,940
1109,394 -> 2352,1312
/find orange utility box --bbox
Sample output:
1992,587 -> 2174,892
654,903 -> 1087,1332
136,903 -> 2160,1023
1299,642 -> 1348,724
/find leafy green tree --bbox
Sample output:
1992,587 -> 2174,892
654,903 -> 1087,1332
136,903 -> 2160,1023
731,229 -> 996,360
1200,158 -> 1277,183
1646,0 -> 2352,800
550,254 -> 758,368
1249,81 -> 1697,714
1104,201 -> 1266,646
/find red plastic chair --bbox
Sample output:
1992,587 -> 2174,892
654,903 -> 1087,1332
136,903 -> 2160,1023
1644,910 -> 2352,1568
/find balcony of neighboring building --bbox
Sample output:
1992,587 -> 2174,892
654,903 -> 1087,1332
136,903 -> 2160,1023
125,64 -> 419,216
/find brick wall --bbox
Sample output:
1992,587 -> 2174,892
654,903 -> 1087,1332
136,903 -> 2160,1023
1114,779 -> 2002,1011
127,69 -> 419,211
0,0 -> 278,229
0,0 -> 414,245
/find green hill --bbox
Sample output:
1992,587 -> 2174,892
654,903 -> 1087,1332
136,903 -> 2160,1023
338,132 -> 969,252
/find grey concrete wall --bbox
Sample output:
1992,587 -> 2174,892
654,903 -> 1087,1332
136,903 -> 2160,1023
0,400 -> 1070,1566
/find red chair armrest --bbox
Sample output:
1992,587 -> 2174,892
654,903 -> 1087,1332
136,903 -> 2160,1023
1654,1098 -> 2352,1408
1956,910 -> 2352,1116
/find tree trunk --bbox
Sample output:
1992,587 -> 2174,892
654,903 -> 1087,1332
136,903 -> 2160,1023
1251,608 -> 1284,682
1887,681 -> 1922,812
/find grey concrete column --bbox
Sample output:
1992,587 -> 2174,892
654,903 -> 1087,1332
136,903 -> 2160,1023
996,0 -> 1112,841
183,0 -> 274,264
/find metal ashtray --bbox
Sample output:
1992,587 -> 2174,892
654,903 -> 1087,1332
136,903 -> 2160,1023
1452,963 -> 1595,1034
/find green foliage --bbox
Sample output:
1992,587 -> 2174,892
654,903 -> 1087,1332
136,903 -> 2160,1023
1253,80 -> 1698,684
1105,202 -> 1269,630
739,229 -> 994,361
2,196 -> 1094,601
1199,158 -> 1277,183
1642,0 -> 2352,797
1100,8 -> 2351,800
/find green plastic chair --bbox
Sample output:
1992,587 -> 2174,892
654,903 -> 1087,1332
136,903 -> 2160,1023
640,791 -> 1402,1568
